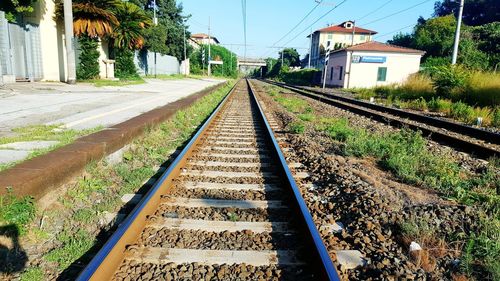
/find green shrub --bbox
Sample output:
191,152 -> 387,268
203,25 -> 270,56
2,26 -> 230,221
428,98 -> 452,113
298,113 -> 315,122
76,36 -> 100,80
0,193 -> 36,235
288,122 -> 305,134
429,65 -> 469,99
115,48 -> 139,79
353,88 -> 376,100
450,101 -> 475,123
373,85 -> 394,98
403,97 -> 428,111
325,119 -> 357,142
422,56 -> 451,69
492,108 -> 500,127
280,69 -> 321,86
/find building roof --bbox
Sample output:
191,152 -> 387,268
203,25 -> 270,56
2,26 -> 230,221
191,33 -> 220,43
332,41 -> 425,55
317,21 -> 377,35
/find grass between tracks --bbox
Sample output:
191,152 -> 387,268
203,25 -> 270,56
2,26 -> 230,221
0,81 -> 235,280
265,84 -> 500,280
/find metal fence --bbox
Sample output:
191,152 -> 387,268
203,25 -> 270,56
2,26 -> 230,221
0,11 -> 43,82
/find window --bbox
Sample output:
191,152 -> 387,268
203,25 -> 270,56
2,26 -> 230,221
330,67 -> 334,80
360,35 -> 366,40
377,67 -> 387,82
339,66 -> 343,80
328,33 -> 333,40
345,34 -> 352,41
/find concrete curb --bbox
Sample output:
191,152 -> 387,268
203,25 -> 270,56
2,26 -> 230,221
0,82 -> 226,199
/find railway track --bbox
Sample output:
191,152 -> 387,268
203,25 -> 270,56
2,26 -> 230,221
262,79 -> 500,160
77,79 -> 340,281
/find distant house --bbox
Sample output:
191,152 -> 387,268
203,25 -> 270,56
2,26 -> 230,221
309,21 -> 377,69
322,41 -> 424,88
189,33 -> 220,49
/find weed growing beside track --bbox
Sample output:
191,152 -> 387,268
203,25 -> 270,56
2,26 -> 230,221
0,125 -> 103,172
0,81 -> 235,280
263,83 -> 499,280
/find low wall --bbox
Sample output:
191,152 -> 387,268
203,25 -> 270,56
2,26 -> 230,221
135,51 -> 180,76
0,82 -> 226,199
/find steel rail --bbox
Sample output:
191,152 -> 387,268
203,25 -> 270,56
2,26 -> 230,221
262,79 -> 499,160
76,82 -> 237,281
247,79 -> 340,281
77,79 -> 340,280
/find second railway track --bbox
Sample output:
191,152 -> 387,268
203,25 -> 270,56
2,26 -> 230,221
263,79 -> 499,160
77,79 -> 339,280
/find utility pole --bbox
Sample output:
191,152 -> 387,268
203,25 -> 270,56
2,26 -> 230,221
281,49 -> 284,66
351,20 -> 356,46
63,0 -> 76,84
153,0 -> 158,78
183,20 -> 187,76
451,0 -> 464,65
308,27 -> 312,68
208,16 -> 211,76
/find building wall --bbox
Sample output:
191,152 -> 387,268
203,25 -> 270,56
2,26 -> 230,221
26,0 -> 67,81
311,31 -> 373,68
324,51 -> 422,88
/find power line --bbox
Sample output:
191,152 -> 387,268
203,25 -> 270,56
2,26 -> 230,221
360,0 -> 433,26
269,1 -> 322,49
373,23 -> 415,39
280,0 -> 348,49
356,0 -> 394,21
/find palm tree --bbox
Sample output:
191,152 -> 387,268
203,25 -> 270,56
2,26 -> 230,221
111,2 -> 152,49
55,0 -> 120,38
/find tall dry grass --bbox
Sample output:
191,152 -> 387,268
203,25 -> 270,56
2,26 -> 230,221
395,74 -> 435,100
465,72 -> 500,107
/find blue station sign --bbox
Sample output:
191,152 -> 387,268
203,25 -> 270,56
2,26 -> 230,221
360,56 -> 386,63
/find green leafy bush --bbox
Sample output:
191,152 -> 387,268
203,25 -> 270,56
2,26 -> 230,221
493,108 -> 500,127
429,65 -> 469,98
0,192 -> 36,235
115,48 -> 139,79
450,101 -> 475,123
76,36 -> 100,80
280,69 -> 321,86
428,98 -> 452,113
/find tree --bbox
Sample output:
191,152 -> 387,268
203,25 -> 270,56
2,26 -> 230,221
471,22 -> 500,68
0,0 -> 37,22
387,33 -> 414,48
434,0 -> 500,26
130,0 -> 192,61
278,48 -> 300,67
112,2 -> 152,50
111,2 -> 152,79
413,15 -> 457,59
190,45 -> 238,78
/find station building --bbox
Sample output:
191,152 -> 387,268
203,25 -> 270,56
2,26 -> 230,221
322,41 -> 425,88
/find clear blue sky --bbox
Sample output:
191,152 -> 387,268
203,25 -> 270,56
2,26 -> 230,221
180,0 -> 436,59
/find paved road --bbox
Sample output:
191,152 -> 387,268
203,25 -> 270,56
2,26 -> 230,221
0,78 -> 224,136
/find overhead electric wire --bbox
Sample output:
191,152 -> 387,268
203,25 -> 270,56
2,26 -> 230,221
262,0 -> 347,58
374,23 -> 415,39
360,0 -> 433,26
281,0 -> 348,48
356,0 -> 394,21
269,1 -> 322,49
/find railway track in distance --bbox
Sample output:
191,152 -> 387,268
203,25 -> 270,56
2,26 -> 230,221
77,79 -> 340,281
262,79 -> 499,160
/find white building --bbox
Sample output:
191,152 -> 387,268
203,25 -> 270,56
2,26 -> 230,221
309,21 -> 376,69
322,41 -> 424,88
189,33 -> 220,50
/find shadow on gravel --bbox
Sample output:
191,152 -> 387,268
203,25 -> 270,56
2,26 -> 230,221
0,224 -> 28,274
